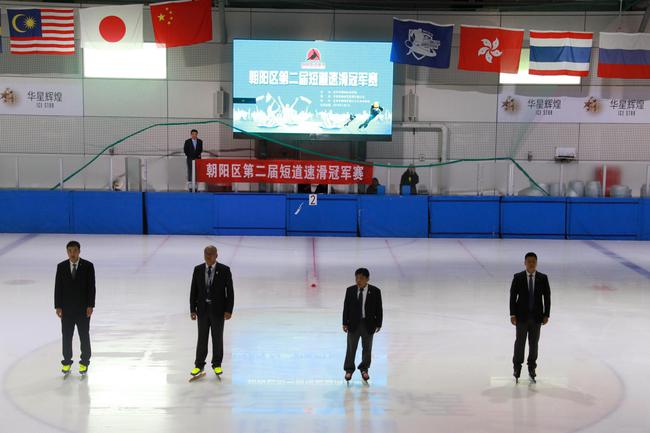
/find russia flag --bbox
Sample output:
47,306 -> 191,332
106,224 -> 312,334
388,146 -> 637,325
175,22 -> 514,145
598,32 -> 650,78
529,31 -> 593,76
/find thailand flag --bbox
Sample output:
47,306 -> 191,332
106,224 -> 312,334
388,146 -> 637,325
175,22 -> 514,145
529,31 -> 593,76
598,32 -> 650,78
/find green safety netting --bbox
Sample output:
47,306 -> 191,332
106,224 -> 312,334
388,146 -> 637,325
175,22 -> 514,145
51,118 -> 548,195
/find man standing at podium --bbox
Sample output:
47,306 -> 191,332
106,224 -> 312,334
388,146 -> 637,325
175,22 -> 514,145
184,129 -> 203,192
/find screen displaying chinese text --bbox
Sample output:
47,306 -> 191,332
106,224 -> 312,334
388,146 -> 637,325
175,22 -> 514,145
233,40 -> 394,141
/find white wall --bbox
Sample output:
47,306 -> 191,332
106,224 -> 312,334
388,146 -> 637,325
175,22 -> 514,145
1,3 -> 649,193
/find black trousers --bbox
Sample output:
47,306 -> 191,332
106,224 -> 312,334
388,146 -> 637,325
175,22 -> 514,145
344,321 -> 374,373
513,317 -> 542,370
61,312 -> 91,366
194,307 -> 225,369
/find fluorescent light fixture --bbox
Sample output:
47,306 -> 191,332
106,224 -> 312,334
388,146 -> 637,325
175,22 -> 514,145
84,43 -> 166,79
500,49 -> 581,85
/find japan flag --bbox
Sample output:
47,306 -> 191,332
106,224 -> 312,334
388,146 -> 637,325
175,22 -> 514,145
79,4 -> 143,49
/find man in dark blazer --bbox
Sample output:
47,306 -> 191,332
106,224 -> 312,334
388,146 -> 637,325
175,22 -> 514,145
510,252 -> 551,381
342,268 -> 383,382
190,245 -> 234,378
400,164 -> 419,195
54,240 -> 96,375
183,129 -> 203,191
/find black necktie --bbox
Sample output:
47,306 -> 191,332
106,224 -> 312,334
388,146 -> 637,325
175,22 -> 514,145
528,274 -> 534,311
358,288 -> 364,318
205,266 -> 213,303
72,263 -> 77,280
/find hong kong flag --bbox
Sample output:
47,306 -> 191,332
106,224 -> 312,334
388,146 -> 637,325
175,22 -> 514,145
458,25 -> 524,73
79,4 -> 143,49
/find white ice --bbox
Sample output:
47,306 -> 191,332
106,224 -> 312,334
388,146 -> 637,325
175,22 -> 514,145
1,234 -> 649,433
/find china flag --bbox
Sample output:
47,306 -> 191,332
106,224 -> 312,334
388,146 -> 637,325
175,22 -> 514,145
150,0 -> 212,48
458,25 -> 524,73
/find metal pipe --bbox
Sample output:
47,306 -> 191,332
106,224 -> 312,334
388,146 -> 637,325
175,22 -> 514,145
192,159 -> 196,193
602,163 -> 607,197
507,163 -> 515,196
109,156 -> 114,191
144,159 -> 148,192
15,156 -> 19,188
645,165 -> 650,197
59,158 -> 64,191
387,163 -> 391,194
217,0 -> 226,44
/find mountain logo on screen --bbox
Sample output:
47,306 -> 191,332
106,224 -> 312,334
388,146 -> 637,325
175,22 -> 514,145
306,48 -> 321,61
301,48 -> 326,70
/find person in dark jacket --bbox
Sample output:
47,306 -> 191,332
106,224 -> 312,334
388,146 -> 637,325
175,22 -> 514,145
342,268 -> 383,383
400,164 -> 419,194
509,252 -> 551,382
183,129 -> 203,191
366,178 -> 380,194
190,245 -> 234,378
55,240 -> 96,375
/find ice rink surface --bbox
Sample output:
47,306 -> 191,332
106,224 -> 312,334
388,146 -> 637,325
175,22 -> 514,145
1,233 -> 649,433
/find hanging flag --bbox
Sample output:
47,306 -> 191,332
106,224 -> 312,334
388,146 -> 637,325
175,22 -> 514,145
79,4 -> 143,49
598,32 -> 650,79
150,0 -> 212,48
529,31 -> 593,76
458,25 -> 524,73
7,8 -> 75,55
390,18 -> 453,68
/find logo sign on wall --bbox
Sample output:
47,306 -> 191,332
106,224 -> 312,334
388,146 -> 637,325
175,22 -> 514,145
0,77 -> 83,116
497,86 -> 650,124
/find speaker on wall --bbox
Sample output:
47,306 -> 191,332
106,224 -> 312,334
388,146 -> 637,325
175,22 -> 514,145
214,89 -> 227,117
403,90 -> 418,122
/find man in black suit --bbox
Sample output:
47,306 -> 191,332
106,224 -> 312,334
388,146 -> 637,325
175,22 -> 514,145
400,164 -> 419,195
342,268 -> 383,382
190,245 -> 234,378
54,240 -> 96,375
183,129 -> 203,192
510,252 -> 551,381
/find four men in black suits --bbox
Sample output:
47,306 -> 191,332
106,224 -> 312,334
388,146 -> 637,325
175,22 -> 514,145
342,268 -> 383,382
510,252 -> 551,381
50,241 -> 552,385
183,129 -> 203,192
54,240 -> 96,375
190,245 -> 234,378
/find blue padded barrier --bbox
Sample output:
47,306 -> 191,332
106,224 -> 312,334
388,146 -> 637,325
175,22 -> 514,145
501,196 -> 567,239
286,194 -> 358,237
429,196 -> 500,238
567,197 -> 641,240
359,195 -> 428,238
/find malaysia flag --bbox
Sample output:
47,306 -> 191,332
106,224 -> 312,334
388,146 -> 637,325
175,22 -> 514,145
7,8 -> 75,55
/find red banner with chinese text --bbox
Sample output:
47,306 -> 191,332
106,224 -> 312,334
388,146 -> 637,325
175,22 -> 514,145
196,159 -> 373,184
